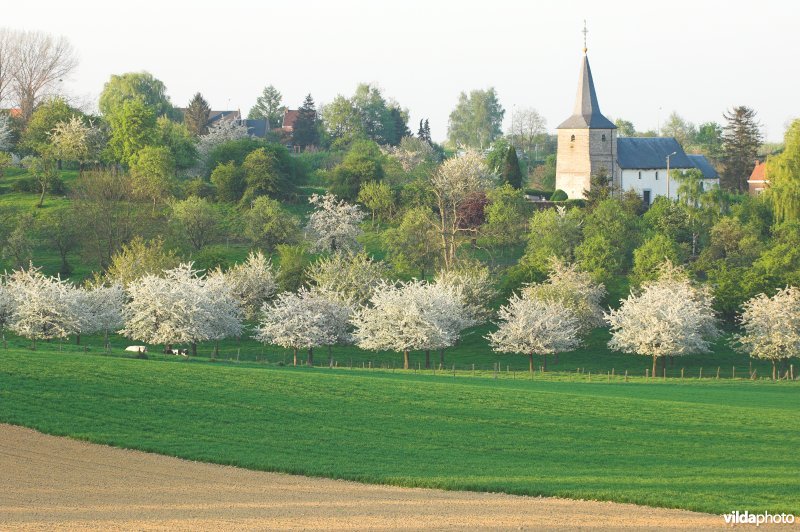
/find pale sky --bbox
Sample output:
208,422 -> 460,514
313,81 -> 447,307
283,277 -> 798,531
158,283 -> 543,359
5,0 -> 798,142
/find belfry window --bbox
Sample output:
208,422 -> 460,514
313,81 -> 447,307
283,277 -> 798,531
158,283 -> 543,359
570,134 -> 575,142
601,134 -> 606,141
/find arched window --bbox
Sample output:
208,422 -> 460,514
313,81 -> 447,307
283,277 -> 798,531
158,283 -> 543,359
570,134 -> 575,142
601,134 -> 606,141
655,171 -> 659,180
638,171 -> 642,180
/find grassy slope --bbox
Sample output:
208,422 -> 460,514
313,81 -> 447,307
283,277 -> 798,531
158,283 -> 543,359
0,348 -> 797,515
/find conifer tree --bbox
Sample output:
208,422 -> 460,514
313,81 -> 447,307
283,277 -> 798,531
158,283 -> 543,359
184,93 -> 211,136
502,145 -> 523,189
721,106 -> 762,192
292,94 -> 319,150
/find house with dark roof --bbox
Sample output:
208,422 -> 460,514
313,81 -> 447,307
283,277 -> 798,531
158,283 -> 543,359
555,47 -> 719,204
747,161 -> 768,195
176,108 -> 270,138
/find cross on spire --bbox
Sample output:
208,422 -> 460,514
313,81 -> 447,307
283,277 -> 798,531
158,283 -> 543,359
582,20 -> 588,54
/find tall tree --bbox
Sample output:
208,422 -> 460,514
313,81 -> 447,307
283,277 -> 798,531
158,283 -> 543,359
614,118 -> 636,137
99,71 -> 173,118
509,107 -> 546,160
106,97 -> 158,165
248,85 -> 285,128
10,30 -> 78,121
417,118 -> 432,144
447,88 -> 504,149
766,119 -> 800,223
721,106 -> 763,192
20,97 -> 82,156
292,94 -> 319,149
184,92 -> 211,136
661,112 -> 697,148
501,145 -> 523,189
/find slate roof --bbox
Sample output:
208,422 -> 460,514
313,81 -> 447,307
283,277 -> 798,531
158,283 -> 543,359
557,55 -> 616,130
687,154 -> 719,179
617,137 -> 693,169
242,119 -> 269,138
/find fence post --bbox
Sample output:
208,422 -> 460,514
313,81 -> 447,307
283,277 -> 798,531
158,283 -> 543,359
732,366 -> 735,380
716,366 -> 720,379
699,367 -> 703,379
646,368 -> 649,379
791,364 -> 795,381
681,368 -> 684,379
624,370 -> 628,382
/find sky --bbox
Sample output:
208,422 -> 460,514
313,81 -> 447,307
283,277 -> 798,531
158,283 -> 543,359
4,0 -> 798,142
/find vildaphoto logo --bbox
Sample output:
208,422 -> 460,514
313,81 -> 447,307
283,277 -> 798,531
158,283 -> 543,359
722,511 -> 795,526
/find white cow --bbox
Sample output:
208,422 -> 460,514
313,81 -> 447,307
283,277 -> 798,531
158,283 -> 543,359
125,345 -> 148,353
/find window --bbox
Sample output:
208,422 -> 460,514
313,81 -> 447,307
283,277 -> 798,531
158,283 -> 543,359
638,171 -> 642,180
655,171 -> 659,180
570,134 -> 575,142
601,134 -> 606,141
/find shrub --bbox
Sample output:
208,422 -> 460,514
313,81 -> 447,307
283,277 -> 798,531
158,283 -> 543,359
550,189 -> 568,201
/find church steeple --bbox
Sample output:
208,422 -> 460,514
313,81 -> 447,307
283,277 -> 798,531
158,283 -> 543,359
557,53 -> 616,130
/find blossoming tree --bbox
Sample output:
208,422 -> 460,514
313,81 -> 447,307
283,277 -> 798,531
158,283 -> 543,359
305,193 -> 365,254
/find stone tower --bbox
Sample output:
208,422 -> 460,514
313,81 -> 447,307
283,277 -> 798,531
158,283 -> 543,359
555,52 -> 617,199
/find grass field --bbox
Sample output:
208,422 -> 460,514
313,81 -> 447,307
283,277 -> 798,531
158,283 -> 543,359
1,347 -> 797,515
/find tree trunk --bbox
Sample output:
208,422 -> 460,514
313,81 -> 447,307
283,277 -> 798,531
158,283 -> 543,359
37,187 -> 46,208
663,355 -> 668,376
542,354 -> 547,372
425,350 -> 430,369
76,333 -> 80,346
165,343 -> 172,354
191,342 -> 197,357
439,348 -> 444,365
529,353 -> 534,373
328,345 -> 333,365
32,337 -> 36,351
403,350 -> 410,370
293,348 -> 297,366
214,340 -> 219,358
307,347 -> 314,366
773,360 -> 777,381
652,355 -> 657,378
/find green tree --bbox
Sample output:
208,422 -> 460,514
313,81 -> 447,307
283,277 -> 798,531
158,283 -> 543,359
292,94 -> 319,149
106,236 -> 179,286
520,206 -> 583,275
20,98 -> 82,156
156,116 -> 197,171
21,156 -> 59,208
129,145 -> 175,210
630,233 -> 684,286
721,106 -> 762,192
2,214 -> 34,269
614,118 -> 636,137
275,244 -> 309,292
243,196 -> 301,251
184,92 -> 211,136
320,94 -> 361,148
447,87 -> 504,149
171,196 -> 219,250
694,122 -> 723,159
99,72 -> 174,118
357,181 -> 394,224
766,119 -> 800,223
241,147 -> 280,201
37,207 -> 80,275
384,207 -> 440,279
210,161 -> 245,203
248,85 -> 285,128
107,98 -> 158,165
661,111 -> 697,148
482,184 -> 528,249
578,198 -> 640,278
501,145 -> 523,189
330,139 -> 384,201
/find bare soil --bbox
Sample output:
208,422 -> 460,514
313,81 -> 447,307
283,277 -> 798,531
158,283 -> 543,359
0,423 -> 723,530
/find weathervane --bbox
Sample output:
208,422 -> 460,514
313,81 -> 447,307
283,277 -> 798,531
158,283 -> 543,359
582,20 -> 588,54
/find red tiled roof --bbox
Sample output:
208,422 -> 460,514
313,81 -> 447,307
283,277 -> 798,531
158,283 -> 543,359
282,109 -> 299,130
748,162 -> 768,183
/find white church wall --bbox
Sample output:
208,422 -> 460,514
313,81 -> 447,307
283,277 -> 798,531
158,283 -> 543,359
620,168 -> 696,204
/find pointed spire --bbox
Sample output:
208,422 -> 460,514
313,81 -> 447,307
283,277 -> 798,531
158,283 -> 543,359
557,53 -> 616,130
582,20 -> 588,54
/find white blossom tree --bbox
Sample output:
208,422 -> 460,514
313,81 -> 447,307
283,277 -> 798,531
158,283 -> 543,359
81,283 -> 126,348
5,265 -> 80,349
305,193 -> 365,254
255,288 -> 349,366
197,119 -> 249,162
430,150 -> 496,268
222,251 -> 277,320
736,287 -> 800,381
0,114 -> 13,151
122,263 -> 241,355
0,281 -> 13,340
306,251 -> 387,308
204,269 -> 244,356
523,258 -> 606,336
605,263 -> 718,377
487,294 -> 580,372
351,280 -> 472,369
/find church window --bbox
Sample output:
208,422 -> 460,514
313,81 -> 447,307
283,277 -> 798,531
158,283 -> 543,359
655,171 -> 659,180
601,134 -> 606,141
638,171 -> 642,180
570,134 -> 575,142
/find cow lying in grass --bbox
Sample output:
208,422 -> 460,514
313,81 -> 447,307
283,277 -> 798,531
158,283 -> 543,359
165,348 -> 189,357
124,346 -> 148,354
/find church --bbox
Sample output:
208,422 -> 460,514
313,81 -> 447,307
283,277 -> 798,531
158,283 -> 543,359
554,49 -> 719,204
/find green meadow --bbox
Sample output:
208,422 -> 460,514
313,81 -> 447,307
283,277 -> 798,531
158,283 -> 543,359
1,346 -> 797,515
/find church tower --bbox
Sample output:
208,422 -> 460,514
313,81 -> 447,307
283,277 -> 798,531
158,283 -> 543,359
555,37 -> 617,199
